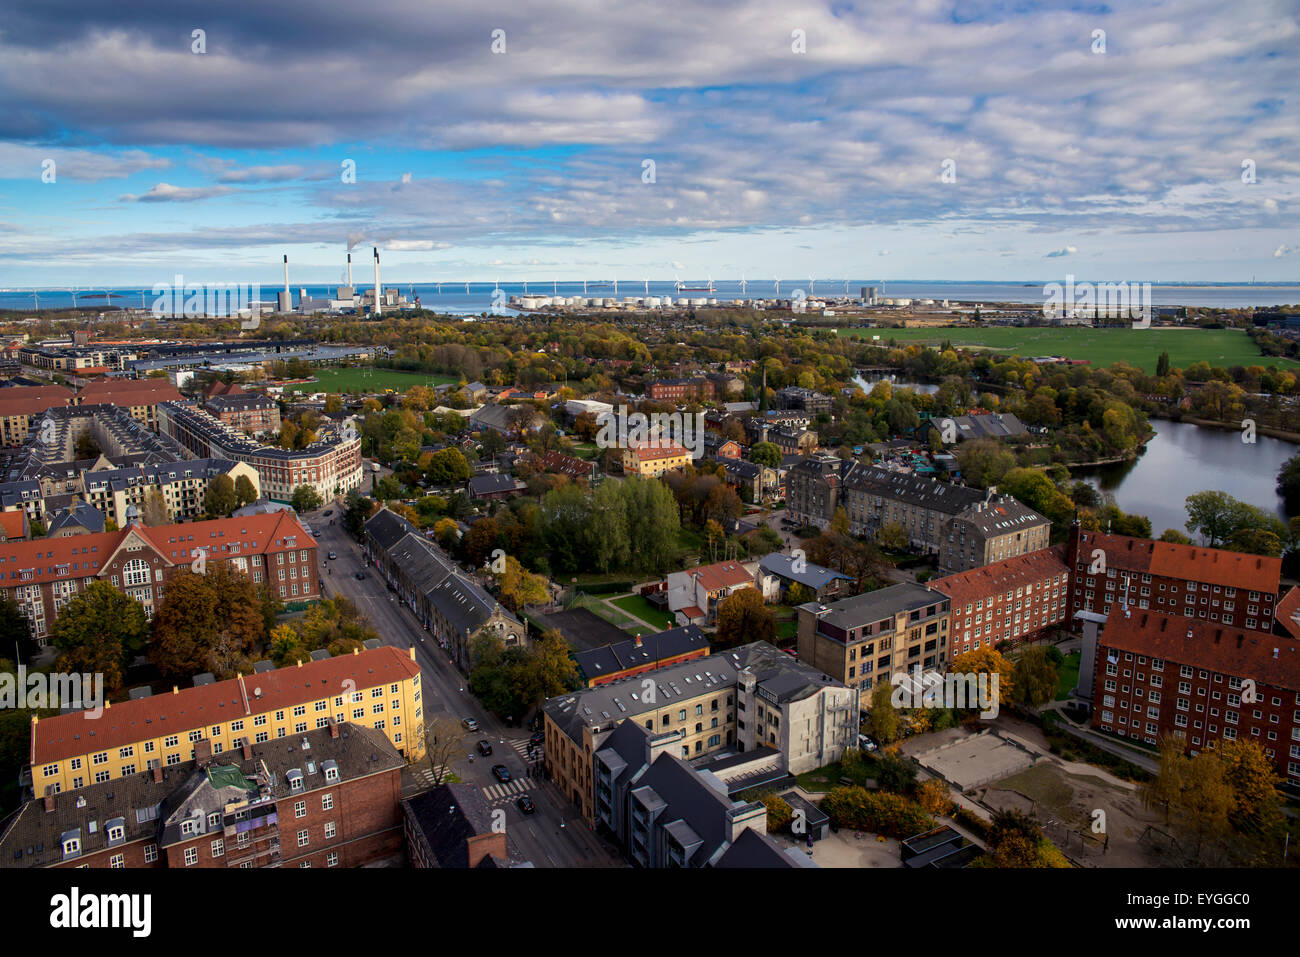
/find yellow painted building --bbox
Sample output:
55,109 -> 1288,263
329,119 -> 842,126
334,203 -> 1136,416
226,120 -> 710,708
30,645 -> 425,796
622,441 -> 692,478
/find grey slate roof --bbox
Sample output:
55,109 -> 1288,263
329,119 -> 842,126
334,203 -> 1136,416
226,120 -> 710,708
403,782 -> 528,868
797,581 -> 946,633
758,552 -> 851,591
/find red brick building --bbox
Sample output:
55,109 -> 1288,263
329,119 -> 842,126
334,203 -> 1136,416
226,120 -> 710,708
203,382 -> 281,434
3,510 -> 318,645
1091,608 -> 1300,783
1,722 -> 405,868
1066,525 -> 1281,632
648,377 -> 713,402
930,546 -> 1071,657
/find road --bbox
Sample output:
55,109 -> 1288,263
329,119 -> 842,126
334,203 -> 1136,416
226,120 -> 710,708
304,503 -> 624,868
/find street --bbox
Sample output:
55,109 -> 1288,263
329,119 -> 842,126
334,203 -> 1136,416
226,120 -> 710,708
304,503 -> 624,868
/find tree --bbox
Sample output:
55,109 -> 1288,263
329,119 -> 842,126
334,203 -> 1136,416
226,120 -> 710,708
234,474 -> 258,506
760,791 -> 793,832
425,716 -> 466,786
50,582 -> 149,696
496,555 -> 550,612
749,441 -> 781,468
343,491 -> 376,539
867,680 -> 900,744
141,488 -> 170,527
1156,351 -> 1171,377
1011,646 -> 1059,707
1278,452 -> 1300,515
949,647 -> 1015,708
426,448 -> 471,485
713,588 -> 775,649
875,522 -> 908,553
202,474 -> 239,518
291,485 -> 324,513
149,565 -> 266,679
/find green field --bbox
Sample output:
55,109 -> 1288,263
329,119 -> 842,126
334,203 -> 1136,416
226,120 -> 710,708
839,326 -> 1300,374
284,367 -> 459,394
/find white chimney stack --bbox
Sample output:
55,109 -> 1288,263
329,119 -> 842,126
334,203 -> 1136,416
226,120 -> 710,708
283,254 -> 290,298
373,247 -> 382,315
347,251 -> 352,287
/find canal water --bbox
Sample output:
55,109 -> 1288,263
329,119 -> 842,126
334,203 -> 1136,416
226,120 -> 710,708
1074,418 -> 1295,537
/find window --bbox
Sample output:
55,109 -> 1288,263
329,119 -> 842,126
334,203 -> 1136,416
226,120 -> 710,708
322,793 -> 334,811
295,800 -> 307,819
327,852 -> 338,867
143,843 -> 158,863
324,821 -> 336,839
184,847 -> 198,866
298,829 -> 310,848
211,839 -> 224,858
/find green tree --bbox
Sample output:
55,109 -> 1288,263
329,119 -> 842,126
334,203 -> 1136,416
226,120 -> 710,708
202,473 -> 239,518
149,565 -> 266,679
426,448 -> 471,485
291,485 -> 324,513
141,488 -> 170,527
234,474 -> 258,506
49,582 -> 149,696
1012,646 -> 1059,707
749,441 -> 781,467
867,680 -> 899,744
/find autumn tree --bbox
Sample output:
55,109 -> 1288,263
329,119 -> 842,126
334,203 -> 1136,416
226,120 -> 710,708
234,474 -> 258,506
949,647 -> 1015,708
867,680 -> 900,744
141,488 -> 170,526
150,565 -> 266,679
496,555 -> 550,612
713,587 -> 775,649
202,474 -> 239,518
50,581 -> 149,696
1011,646 -> 1059,707
291,485 -> 324,513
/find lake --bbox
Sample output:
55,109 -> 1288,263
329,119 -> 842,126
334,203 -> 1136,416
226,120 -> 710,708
1075,419 -> 1295,537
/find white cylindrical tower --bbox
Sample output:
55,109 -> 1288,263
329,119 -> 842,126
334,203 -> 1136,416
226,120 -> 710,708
373,247 -> 382,316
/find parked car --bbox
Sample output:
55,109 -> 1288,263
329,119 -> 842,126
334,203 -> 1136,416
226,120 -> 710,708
355,571 -> 367,580
529,731 -> 544,746
327,551 -> 337,560
516,796 -> 536,815
462,717 -> 479,732
858,734 -> 878,752
322,510 -> 333,517
476,739 -> 493,756
491,765 -> 511,783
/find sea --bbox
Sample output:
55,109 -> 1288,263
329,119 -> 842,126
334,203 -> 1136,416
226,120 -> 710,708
0,281 -> 1296,316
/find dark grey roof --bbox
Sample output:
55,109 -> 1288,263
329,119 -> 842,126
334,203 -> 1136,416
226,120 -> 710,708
46,501 -> 106,535
402,783 -> 527,867
466,473 -> 523,497
714,826 -> 803,868
758,552 -> 851,591
797,581 -> 946,633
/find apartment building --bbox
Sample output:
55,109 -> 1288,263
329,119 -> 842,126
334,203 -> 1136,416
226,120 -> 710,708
785,453 -> 853,529
622,440 -> 692,477
20,343 -> 148,373
158,401 -> 362,502
4,722 -> 405,868
1091,608 -> 1300,782
365,507 -> 525,672
0,385 -> 75,446
931,546 -> 1071,657
774,386 -> 833,415
592,720 -> 809,868
29,644 -> 425,796
797,581 -> 951,694
573,625 -> 711,687
204,383 -> 281,435
1066,524 -> 1282,632
648,377 -> 712,401
75,380 -> 183,431
2,510 -> 317,645
544,640 -> 855,825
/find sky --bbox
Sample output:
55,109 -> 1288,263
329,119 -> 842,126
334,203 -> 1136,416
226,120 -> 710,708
0,0 -> 1297,287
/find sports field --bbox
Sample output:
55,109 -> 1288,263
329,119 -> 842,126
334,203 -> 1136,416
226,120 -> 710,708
839,326 -> 1300,374
284,367 -> 459,394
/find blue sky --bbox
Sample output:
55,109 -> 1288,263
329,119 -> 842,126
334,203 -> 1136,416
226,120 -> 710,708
0,0 -> 1296,286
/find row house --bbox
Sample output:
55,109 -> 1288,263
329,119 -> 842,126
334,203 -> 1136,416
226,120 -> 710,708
75,380 -> 183,431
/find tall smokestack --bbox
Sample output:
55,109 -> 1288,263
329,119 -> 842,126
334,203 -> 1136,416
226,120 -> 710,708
277,254 -> 292,313
373,247 -> 382,316
283,254 -> 290,298
347,252 -> 352,287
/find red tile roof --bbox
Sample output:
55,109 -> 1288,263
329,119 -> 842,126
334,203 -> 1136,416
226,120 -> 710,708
931,545 -> 1069,608
1275,586 -> 1300,641
1098,608 -> 1300,690
0,385 -> 74,419
31,645 -> 420,765
0,511 -> 26,540
1073,530 -> 1281,592
76,380 -> 182,406
629,441 -> 689,461
687,560 -> 754,592
0,512 -> 314,587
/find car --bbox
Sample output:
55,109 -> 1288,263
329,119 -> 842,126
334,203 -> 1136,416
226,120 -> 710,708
354,571 -> 367,581
323,510 -> 334,517
515,796 -> 536,815
491,765 -> 510,783
327,551 -> 337,560
462,717 -> 479,732
476,739 -> 493,756
858,735 -> 878,753
529,731 -> 544,746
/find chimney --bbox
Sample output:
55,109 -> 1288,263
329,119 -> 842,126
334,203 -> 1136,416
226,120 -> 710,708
373,247 -> 382,316
194,738 -> 213,767
152,765 -> 163,783
297,659 -> 303,668
241,742 -> 252,760
329,719 -> 339,739
347,251 -> 352,287
43,786 -> 56,813
466,831 -> 507,868
283,254 -> 290,299
173,686 -> 179,695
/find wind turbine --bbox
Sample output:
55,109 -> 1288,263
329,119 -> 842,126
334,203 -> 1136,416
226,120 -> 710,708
30,291 -> 39,311
809,277 -> 816,296
523,279 -> 528,295
553,279 -> 558,295
740,274 -> 747,296
643,278 -> 650,296
675,275 -> 684,292
613,277 -> 618,294
774,277 -> 780,296
465,280 -> 470,294
583,279 -> 587,295
844,278 -> 850,296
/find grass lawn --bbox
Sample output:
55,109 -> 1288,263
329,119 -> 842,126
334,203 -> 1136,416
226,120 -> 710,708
839,326 -> 1300,374
1056,651 -> 1081,701
796,762 -> 843,793
776,619 -> 797,641
611,593 -> 676,630
283,366 -> 459,395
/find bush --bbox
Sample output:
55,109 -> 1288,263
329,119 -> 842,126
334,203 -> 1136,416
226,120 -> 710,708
820,786 -> 935,838
759,792 -> 793,832
953,806 -> 989,839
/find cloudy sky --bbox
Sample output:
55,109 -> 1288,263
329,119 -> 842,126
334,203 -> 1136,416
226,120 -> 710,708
0,0 -> 1296,287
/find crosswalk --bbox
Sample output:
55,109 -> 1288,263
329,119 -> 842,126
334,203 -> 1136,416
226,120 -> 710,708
482,776 -> 537,804
409,765 -> 451,790
508,737 -> 543,762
